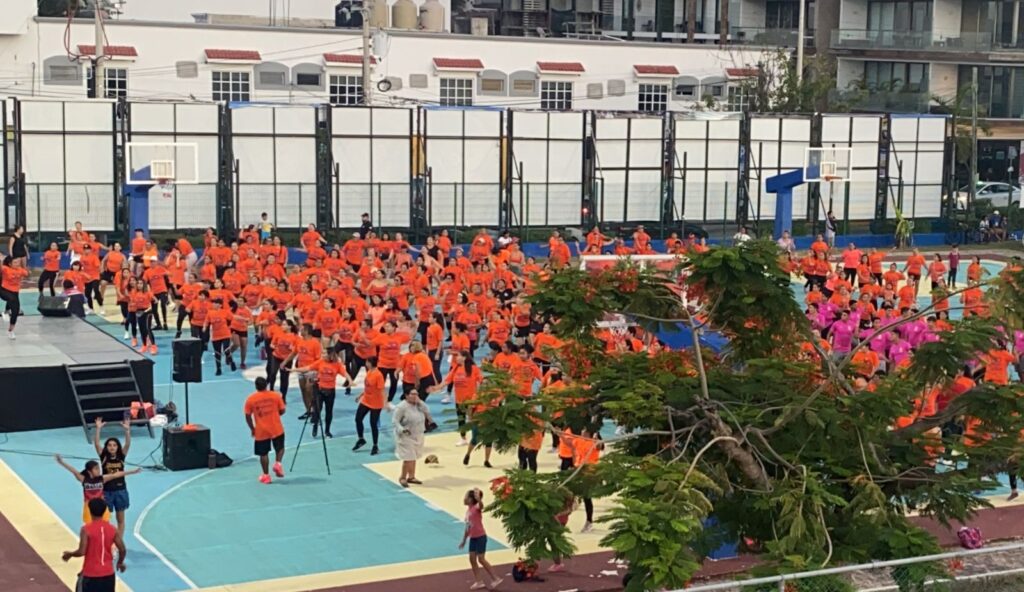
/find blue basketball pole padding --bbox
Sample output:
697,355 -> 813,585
125,165 -> 156,237
765,168 -> 804,240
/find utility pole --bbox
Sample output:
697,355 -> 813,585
362,0 -> 372,105
969,66 -> 978,209
796,0 -> 806,85
93,4 -> 105,98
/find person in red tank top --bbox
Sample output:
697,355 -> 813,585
63,498 -> 127,592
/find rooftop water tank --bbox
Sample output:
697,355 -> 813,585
419,0 -> 445,32
369,0 -> 390,28
392,0 -> 417,29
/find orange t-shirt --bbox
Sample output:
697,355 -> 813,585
373,332 -> 411,369
1,266 -> 28,292
294,337 -> 322,368
244,390 -> 285,440
271,331 -> 298,361
426,323 -> 443,351
445,364 -> 484,404
361,369 -> 386,409
130,237 -> 146,256
906,255 -> 925,275
984,350 -> 1016,385
43,250 -> 61,273
309,359 -> 348,390
104,251 -> 126,273
206,309 -> 233,341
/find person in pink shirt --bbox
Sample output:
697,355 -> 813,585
459,488 -> 502,590
889,338 -> 912,366
829,310 -> 856,355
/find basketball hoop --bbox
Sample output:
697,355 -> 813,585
157,179 -> 174,199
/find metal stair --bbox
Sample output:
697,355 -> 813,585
65,362 -> 154,443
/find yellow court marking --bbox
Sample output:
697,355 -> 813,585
0,458 -> 133,592
194,430 -> 614,592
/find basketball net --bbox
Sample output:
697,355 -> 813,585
157,179 -> 174,199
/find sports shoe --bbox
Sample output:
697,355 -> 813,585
272,462 -> 285,478
548,563 -> 565,573
7,331 -> 14,340
137,344 -> 147,353
258,474 -> 272,484
386,402 -> 395,412
463,454 -> 470,466
352,438 -> 367,451
484,461 -> 493,468
470,582 -> 487,590
240,362 -> 247,370
131,338 -> 137,347
581,521 -> 594,533
370,446 -> 379,455
149,344 -> 158,354
325,430 -> 333,438
440,395 -> 450,404
548,446 -> 558,454
215,369 -> 222,376
228,359 -> 237,371
490,577 -> 504,588
455,438 -> 468,447
123,331 -> 131,340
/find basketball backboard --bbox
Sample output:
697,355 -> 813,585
126,142 -> 199,185
805,147 -> 852,183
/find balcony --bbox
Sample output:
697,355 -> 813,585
730,27 -> 807,47
831,29 -> 993,53
830,89 -> 931,114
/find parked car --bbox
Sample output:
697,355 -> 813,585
955,182 -> 1022,210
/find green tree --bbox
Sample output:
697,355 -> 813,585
738,49 -> 848,113
472,244 -> 1024,591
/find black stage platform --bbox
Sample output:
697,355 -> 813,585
0,316 -> 154,432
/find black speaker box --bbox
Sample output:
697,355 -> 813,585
38,295 -> 71,317
162,426 -> 211,471
172,338 -> 203,383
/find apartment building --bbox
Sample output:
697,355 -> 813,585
831,0 -> 1024,182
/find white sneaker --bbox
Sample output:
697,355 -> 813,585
386,402 -> 395,412
123,331 -> 131,340
548,446 -> 558,454
98,310 -> 106,317
440,395 -> 451,404
455,438 -> 468,447
7,331 -> 15,340
581,521 -> 594,533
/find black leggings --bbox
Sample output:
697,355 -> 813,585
84,280 -> 103,309
843,268 -> 857,284
151,293 -> 168,329
137,311 -> 152,345
190,325 -> 209,350
381,367 -> 399,402
354,404 -> 381,446
267,356 -> 291,397
316,388 -> 336,433
349,354 -> 367,383
0,288 -> 21,327
947,267 -> 958,287
175,308 -> 189,336
38,270 -> 57,296
125,311 -> 138,337
518,446 -> 538,472
212,338 -> 231,371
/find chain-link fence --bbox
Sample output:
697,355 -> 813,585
681,543 -> 1024,592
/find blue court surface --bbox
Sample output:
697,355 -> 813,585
0,257 -> 1013,591
0,312 -> 501,591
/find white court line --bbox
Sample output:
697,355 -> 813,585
0,458 -> 134,592
131,436 -> 354,590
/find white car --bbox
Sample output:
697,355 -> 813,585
955,182 -> 1022,210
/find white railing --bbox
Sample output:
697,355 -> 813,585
679,542 -> 1024,591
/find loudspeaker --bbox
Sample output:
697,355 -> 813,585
172,338 -> 203,383
38,295 -> 71,317
162,425 -> 211,471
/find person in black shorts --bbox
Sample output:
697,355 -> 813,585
93,417 -> 132,538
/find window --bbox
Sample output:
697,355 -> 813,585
329,74 -> 364,105
104,68 -> 128,99
481,78 -> 505,93
440,78 -> 473,106
259,71 -> 287,86
865,61 -> 927,91
296,72 -> 321,86
675,84 -> 696,98
867,0 -> 932,32
212,71 -> 251,102
766,0 -> 816,30
959,65 -> 1024,118
637,83 -> 668,112
512,79 -> 536,93
540,80 -> 573,110
727,85 -> 751,111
